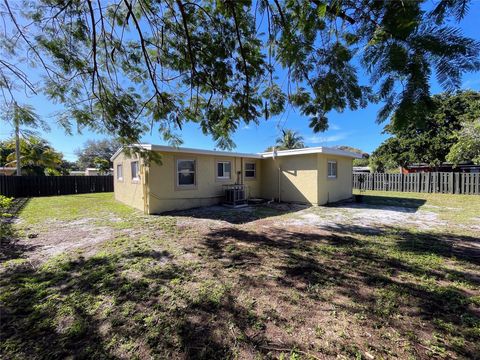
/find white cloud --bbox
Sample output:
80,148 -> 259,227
242,125 -> 251,130
329,123 -> 341,131
306,132 -> 350,144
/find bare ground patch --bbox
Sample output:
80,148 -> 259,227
3,217 -> 123,268
283,203 -> 449,231
2,195 -> 479,359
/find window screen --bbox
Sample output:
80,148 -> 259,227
245,162 -> 256,178
177,159 -> 196,186
328,161 -> 337,178
116,164 -> 123,180
131,161 -> 139,180
217,161 -> 231,179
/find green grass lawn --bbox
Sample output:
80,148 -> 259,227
1,192 -> 479,359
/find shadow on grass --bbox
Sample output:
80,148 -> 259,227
163,203 -> 307,225
200,225 -> 479,358
332,194 -> 427,213
0,247 -> 296,359
320,223 -> 480,266
1,197 -> 479,359
0,198 -> 33,263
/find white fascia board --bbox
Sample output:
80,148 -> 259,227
259,146 -> 363,159
111,144 -> 361,161
150,144 -> 262,158
110,144 -> 152,161
110,148 -> 124,161
112,144 -> 262,160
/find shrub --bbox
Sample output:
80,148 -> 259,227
0,195 -> 13,217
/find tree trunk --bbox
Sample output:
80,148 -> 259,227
15,121 -> 21,176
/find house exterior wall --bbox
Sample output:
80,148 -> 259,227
260,154 -> 319,204
243,158 -> 262,199
317,154 -> 353,205
112,148 -> 355,213
146,151 -> 261,214
112,152 -> 145,212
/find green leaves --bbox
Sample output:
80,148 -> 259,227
273,129 -> 305,150
2,135 -> 64,176
371,91 -> 480,171
262,84 -> 286,118
446,119 -> 480,165
0,0 -> 478,150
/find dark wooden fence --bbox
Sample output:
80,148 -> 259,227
0,176 -> 113,198
353,172 -> 480,195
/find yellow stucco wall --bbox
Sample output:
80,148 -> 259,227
317,155 -> 353,204
112,149 -> 354,213
112,152 -> 145,212
146,151 -> 261,214
260,154 -> 319,204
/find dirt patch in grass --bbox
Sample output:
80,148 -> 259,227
3,219 -> 115,267
1,194 -> 479,359
284,203 -> 448,231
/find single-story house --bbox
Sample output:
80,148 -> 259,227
0,167 -> 16,176
84,167 -> 114,176
69,170 -> 86,176
111,144 -> 362,214
353,166 -> 371,173
401,163 -> 480,174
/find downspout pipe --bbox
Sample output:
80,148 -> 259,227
278,165 -> 281,203
142,160 -> 149,215
272,147 -> 281,203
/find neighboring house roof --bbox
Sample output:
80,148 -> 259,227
353,166 -> 371,172
85,167 -> 113,171
111,144 -> 362,161
0,167 -> 16,175
69,171 -> 85,175
403,162 -> 475,168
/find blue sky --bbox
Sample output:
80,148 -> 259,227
1,3 -> 479,162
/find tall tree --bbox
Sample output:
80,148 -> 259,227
273,129 -> 305,150
0,140 -> 13,167
0,0 -> 478,152
447,118 -> 480,165
336,146 -> 370,166
1,103 -> 46,175
93,157 -> 112,174
75,139 -> 120,170
369,90 -> 480,171
4,136 -> 64,176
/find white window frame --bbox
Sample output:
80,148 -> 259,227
328,160 -> 337,179
116,164 -> 123,181
131,161 -> 139,182
216,160 -> 232,180
176,159 -> 196,188
244,162 -> 256,179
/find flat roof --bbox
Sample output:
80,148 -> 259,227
111,144 -> 362,161
259,146 -> 363,159
110,144 -> 262,161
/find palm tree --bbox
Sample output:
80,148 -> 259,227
1,103 -> 46,175
274,129 -> 305,150
6,136 -> 62,176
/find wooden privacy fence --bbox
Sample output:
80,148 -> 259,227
0,176 -> 114,198
353,172 -> 480,195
